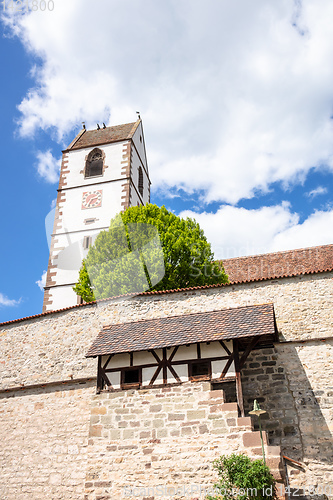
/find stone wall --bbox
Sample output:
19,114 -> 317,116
241,341 -> 333,490
0,380 -> 95,500
1,272 -> 332,391
0,271 -> 332,498
84,381 -> 283,500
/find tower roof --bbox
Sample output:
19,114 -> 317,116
65,120 -> 140,151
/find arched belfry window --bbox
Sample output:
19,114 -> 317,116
138,166 -> 144,197
85,148 -> 104,178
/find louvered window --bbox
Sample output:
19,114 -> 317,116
85,148 -> 104,177
138,166 -> 143,196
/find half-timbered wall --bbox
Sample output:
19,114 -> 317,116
99,340 -> 235,390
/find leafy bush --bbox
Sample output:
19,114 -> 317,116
207,453 -> 277,500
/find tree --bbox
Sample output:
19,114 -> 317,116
73,261 -> 95,303
73,204 -> 228,302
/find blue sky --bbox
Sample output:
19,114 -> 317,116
1,0 -> 333,323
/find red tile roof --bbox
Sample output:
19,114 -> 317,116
222,243 -> 333,283
66,121 -> 139,151
86,303 -> 278,357
0,244 -> 332,327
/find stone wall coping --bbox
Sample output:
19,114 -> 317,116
1,267 -> 332,328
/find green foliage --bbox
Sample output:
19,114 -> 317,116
73,261 -> 95,302
207,454 -> 277,500
74,204 -> 228,301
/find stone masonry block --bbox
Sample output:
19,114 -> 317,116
270,468 -> 285,483
156,428 -> 168,438
199,424 -> 209,434
110,430 -> 121,440
122,429 -> 135,439
210,404 -> 224,413
150,405 -> 162,412
153,419 -> 165,428
237,417 -> 253,429
91,406 -> 107,415
143,448 -> 154,455
139,431 -> 151,439
168,413 -> 185,421
100,415 -> 113,425
243,431 -> 267,447
248,447 -> 265,456
212,420 -> 228,429
186,410 -> 206,420
221,403 -> 238,412
266,445 -> 282,456
210,428 -> 229,435
209,390 -> 224,399
266,456 -> 282,470
89,425 -> 102,437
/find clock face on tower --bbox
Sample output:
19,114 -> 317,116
82,190 -> 103,209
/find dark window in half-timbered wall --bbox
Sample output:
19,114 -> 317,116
122,367 -> 141,388
189,360 -> 211,380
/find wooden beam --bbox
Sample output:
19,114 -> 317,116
167,363 -> 181,383
162,348 -> 167,384
219,340 -> 231,356
97,356 -> 112,392
149,349 -> 161,363
102,354 -> 113,370
218,353 -> 234,379
104,354 -> 230,373
149,365 -> 162,385
97,356 -> 103,393
233,339 -> 245,417
168,346 -> 178,363
239,337 -> 260,370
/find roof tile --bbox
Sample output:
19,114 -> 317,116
66,121 -> 139,150
223,244 -> 333,282
0,244 -> 332,328
86,303 -> 277,357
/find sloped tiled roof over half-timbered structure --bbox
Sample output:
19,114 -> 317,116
86,303 -> 278,358
86,303 -> 279,417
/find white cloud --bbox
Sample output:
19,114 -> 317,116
180,204 -> 333,259
36,270 -> 47,291
2,0 -> 333,203
272,208 -> 333,251
50,198 -> 57,209
0,293 -> 21,307
306,186 -> 328,199
35,150 -> 61,183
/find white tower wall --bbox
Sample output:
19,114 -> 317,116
43,120 -> 150,312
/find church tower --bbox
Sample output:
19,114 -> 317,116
43,120 -> 150,312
